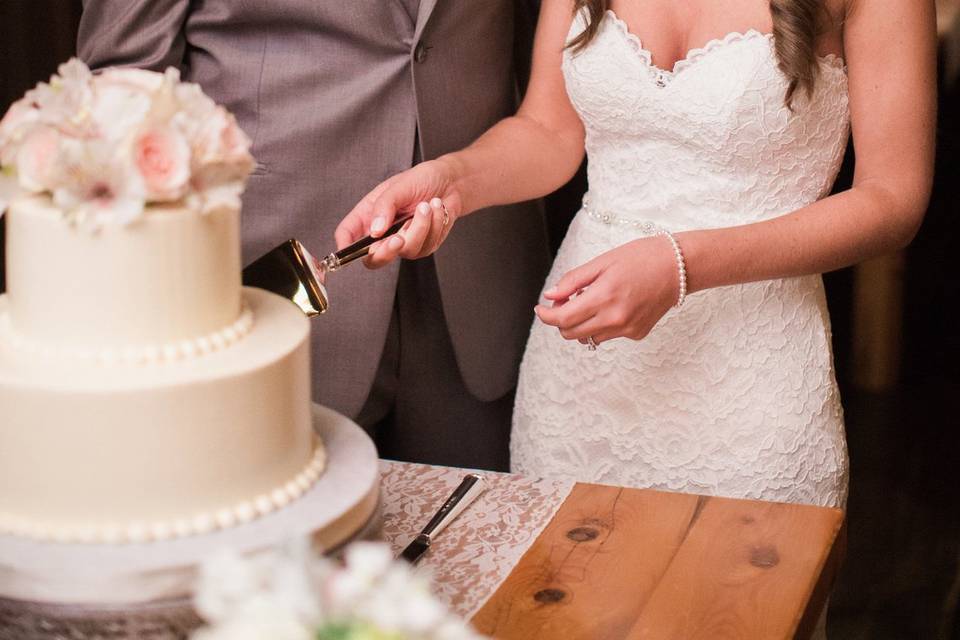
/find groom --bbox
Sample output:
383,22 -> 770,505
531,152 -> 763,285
77,1 -> 551,470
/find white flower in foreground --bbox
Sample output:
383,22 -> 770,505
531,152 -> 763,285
191,597 -> 314,640
195,540 -> 321,626
192,539 -> 485,640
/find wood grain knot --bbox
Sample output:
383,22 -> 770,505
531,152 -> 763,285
566,526 -> 600,542
750,545 -> 780,569
533,588 -> 567,604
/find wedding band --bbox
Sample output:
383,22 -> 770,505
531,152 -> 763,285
586,336 -> 598,351
439,202 -> 450,230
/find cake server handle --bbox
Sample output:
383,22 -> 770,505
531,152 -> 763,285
320,216 -> 412,272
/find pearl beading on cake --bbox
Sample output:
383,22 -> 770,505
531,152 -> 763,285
0,305 -> 255,365
0,443 -> 327,544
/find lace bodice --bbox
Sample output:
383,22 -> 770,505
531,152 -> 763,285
565,10 -> 849,230
511,9 -> 850,515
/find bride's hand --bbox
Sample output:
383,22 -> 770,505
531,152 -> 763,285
335,159 -> 461,268
535,236 -> 681,346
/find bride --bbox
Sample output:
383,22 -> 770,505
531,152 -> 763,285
336,0 -> 934,510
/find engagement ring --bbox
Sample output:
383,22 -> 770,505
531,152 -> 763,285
587,336 -> 598,351
439,202 -> 450,230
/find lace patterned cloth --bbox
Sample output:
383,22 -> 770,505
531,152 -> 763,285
377,461 -> 573,619
512,10 -> 850,509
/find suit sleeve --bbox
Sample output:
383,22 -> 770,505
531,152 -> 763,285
513,0 -> 539,97
77,0 -> 191,71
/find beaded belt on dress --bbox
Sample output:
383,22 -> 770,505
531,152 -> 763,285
584,206 -> 665,234
581,199 -> 688,310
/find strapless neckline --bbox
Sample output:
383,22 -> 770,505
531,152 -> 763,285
603,9 -> 845,86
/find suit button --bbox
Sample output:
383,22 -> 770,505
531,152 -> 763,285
414,42 -> 428,63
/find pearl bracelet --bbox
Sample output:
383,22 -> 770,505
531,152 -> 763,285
584,207 -> 687,308
656,229 -> 687,308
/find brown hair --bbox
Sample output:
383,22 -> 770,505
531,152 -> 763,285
567,0 -> 826,108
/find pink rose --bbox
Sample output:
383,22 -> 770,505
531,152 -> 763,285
15,126 -> 60,193
134,126 -> 191,201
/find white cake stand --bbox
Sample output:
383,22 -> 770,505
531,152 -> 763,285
0,405 -> 380,638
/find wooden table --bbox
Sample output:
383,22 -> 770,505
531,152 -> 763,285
378,463 -> 845,640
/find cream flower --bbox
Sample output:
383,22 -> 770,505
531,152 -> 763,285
15,126 -> 61,193
0,98 -> 41,165
95,66 -> 166,93
31,58 -> 96,138
51,138 -> 146,228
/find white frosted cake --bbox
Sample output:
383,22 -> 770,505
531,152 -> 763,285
0,61 -> 325,545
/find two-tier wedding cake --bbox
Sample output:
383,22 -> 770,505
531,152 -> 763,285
0,60 -> 325,545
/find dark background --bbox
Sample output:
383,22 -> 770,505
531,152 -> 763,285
1,1 -> 958,637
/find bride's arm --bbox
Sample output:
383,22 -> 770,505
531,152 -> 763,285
678,0 -> 936,292
334,0 -> 584,262
440,1 -> 586,215
539,0 -> 936,344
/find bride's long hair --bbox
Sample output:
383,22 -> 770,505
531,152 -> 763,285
568,0 -> 827,108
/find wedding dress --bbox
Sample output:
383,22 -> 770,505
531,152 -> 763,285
512,10 -> 850,510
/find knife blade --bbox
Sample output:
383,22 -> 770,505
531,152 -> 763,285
242,215 -> 412,316
399,473 -> 486,564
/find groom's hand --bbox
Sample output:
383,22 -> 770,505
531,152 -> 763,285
335,160 -> 460,269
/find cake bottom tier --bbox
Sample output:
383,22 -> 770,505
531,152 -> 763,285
0,288 -> 324,543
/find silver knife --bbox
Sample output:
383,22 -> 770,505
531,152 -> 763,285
399,473 -> 487,565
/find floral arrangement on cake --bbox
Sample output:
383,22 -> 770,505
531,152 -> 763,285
191,539 -> 485,640
0,58 -> 254,227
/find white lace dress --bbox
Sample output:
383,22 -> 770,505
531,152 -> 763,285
511,10 -> 850,510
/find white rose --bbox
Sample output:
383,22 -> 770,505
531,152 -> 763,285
89,81 -> 153,143
0,97 -> 41,165
15,126 -> 61,193
96,66 -> 165,93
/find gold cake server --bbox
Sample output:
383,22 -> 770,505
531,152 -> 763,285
242,216 -> 410,316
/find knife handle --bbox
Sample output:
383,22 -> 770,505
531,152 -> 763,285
421,474 -> 486,540
325,215 -> 412,271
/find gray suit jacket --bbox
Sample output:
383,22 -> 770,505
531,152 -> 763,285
78,1 -> 551,418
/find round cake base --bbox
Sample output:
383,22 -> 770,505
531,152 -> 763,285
0,405 -> 380,622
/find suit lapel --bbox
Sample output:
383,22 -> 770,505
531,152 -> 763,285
414,0 -> 440,42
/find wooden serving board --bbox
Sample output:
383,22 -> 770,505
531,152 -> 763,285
471,483 -> 844,640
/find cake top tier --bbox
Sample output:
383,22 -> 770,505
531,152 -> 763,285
0,60 -> 256,353
0,59 -> 254,228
